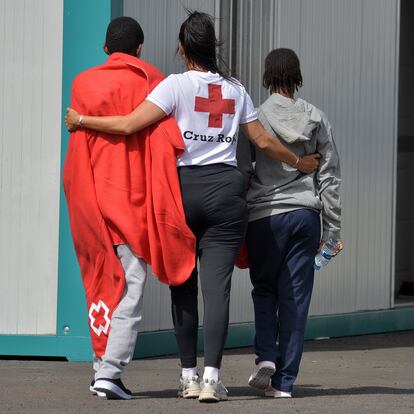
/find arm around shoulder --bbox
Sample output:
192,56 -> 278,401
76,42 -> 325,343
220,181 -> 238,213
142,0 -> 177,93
65,100 -> 167,135
240,120 -> 320,174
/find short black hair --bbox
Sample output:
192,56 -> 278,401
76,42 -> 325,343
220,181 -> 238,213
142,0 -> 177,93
263,48 -> 303,95
105,16 -> 144,54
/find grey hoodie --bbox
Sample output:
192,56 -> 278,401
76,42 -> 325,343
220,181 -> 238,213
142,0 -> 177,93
237,93 -> 341,241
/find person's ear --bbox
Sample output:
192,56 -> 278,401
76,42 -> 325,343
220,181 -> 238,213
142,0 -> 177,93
136,44 -> 143,58
178,42 -> 184,56
103,44 -> 110,55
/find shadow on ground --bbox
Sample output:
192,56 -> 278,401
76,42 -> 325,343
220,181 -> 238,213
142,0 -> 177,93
131,384 -> 414,400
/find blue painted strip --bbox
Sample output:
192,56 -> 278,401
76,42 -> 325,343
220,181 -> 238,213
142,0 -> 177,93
56,0 -> 113,344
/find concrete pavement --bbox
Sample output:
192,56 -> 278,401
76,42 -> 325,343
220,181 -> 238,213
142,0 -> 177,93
1,331 -> 413,414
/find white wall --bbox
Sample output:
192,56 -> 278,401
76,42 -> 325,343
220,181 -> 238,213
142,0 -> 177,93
124,0 -> 399,332
227,0 -> 399,317
124,0 -> 218,332
0,0 -> 63,334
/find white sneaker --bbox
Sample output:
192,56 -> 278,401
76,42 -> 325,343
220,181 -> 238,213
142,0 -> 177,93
93,378 -> 132,400
264,385 -> 292,398
89,380 -> 106,397
198,378 -> 228,403
248,361 -> 276,390
177,375 -> 201,399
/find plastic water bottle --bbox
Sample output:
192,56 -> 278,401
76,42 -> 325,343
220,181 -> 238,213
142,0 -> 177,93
314,239 -> 338,270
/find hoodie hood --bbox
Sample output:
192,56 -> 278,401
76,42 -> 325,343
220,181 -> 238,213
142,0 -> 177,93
260,93 -> 322,144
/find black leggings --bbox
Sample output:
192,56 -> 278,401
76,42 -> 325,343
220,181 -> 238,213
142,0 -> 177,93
170,164 -> 248,368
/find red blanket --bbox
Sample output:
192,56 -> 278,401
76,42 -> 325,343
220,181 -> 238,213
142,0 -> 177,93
63,53 -> 195,357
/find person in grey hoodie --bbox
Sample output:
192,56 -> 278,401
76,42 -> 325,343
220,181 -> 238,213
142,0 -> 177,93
237,48 -> 343,398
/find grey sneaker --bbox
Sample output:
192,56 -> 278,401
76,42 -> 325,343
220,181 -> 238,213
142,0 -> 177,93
177,375 -> 201,399
198,378 -> 228,403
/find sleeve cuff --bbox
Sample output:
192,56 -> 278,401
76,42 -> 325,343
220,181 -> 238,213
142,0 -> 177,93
322,229 -> 341,241
145,96 -> 170,116
240,110 -> 258,125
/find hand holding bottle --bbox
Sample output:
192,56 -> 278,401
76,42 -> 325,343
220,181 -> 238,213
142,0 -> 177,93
314,239 -> 344,270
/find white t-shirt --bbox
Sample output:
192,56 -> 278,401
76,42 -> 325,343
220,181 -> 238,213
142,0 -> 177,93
146,70 -> 258,167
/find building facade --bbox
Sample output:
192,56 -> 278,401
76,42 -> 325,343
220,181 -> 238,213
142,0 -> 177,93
0,0 -> 412,361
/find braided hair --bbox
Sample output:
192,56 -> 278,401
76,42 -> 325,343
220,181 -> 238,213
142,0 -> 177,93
263,48 -> 303,96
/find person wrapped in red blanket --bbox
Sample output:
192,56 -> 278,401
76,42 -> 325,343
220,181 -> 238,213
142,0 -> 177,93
62,17 -> 195,399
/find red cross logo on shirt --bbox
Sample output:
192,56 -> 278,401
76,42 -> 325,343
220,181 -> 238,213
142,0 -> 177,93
194,84 -> 236,128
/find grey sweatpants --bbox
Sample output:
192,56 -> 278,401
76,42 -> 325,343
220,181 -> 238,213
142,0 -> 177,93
93,244 -> 147,380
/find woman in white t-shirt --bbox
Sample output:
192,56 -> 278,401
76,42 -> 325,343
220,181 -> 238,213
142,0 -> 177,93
65,11 -> 319,402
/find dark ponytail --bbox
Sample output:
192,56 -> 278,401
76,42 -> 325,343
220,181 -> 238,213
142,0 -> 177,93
179,11 -> 232,80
